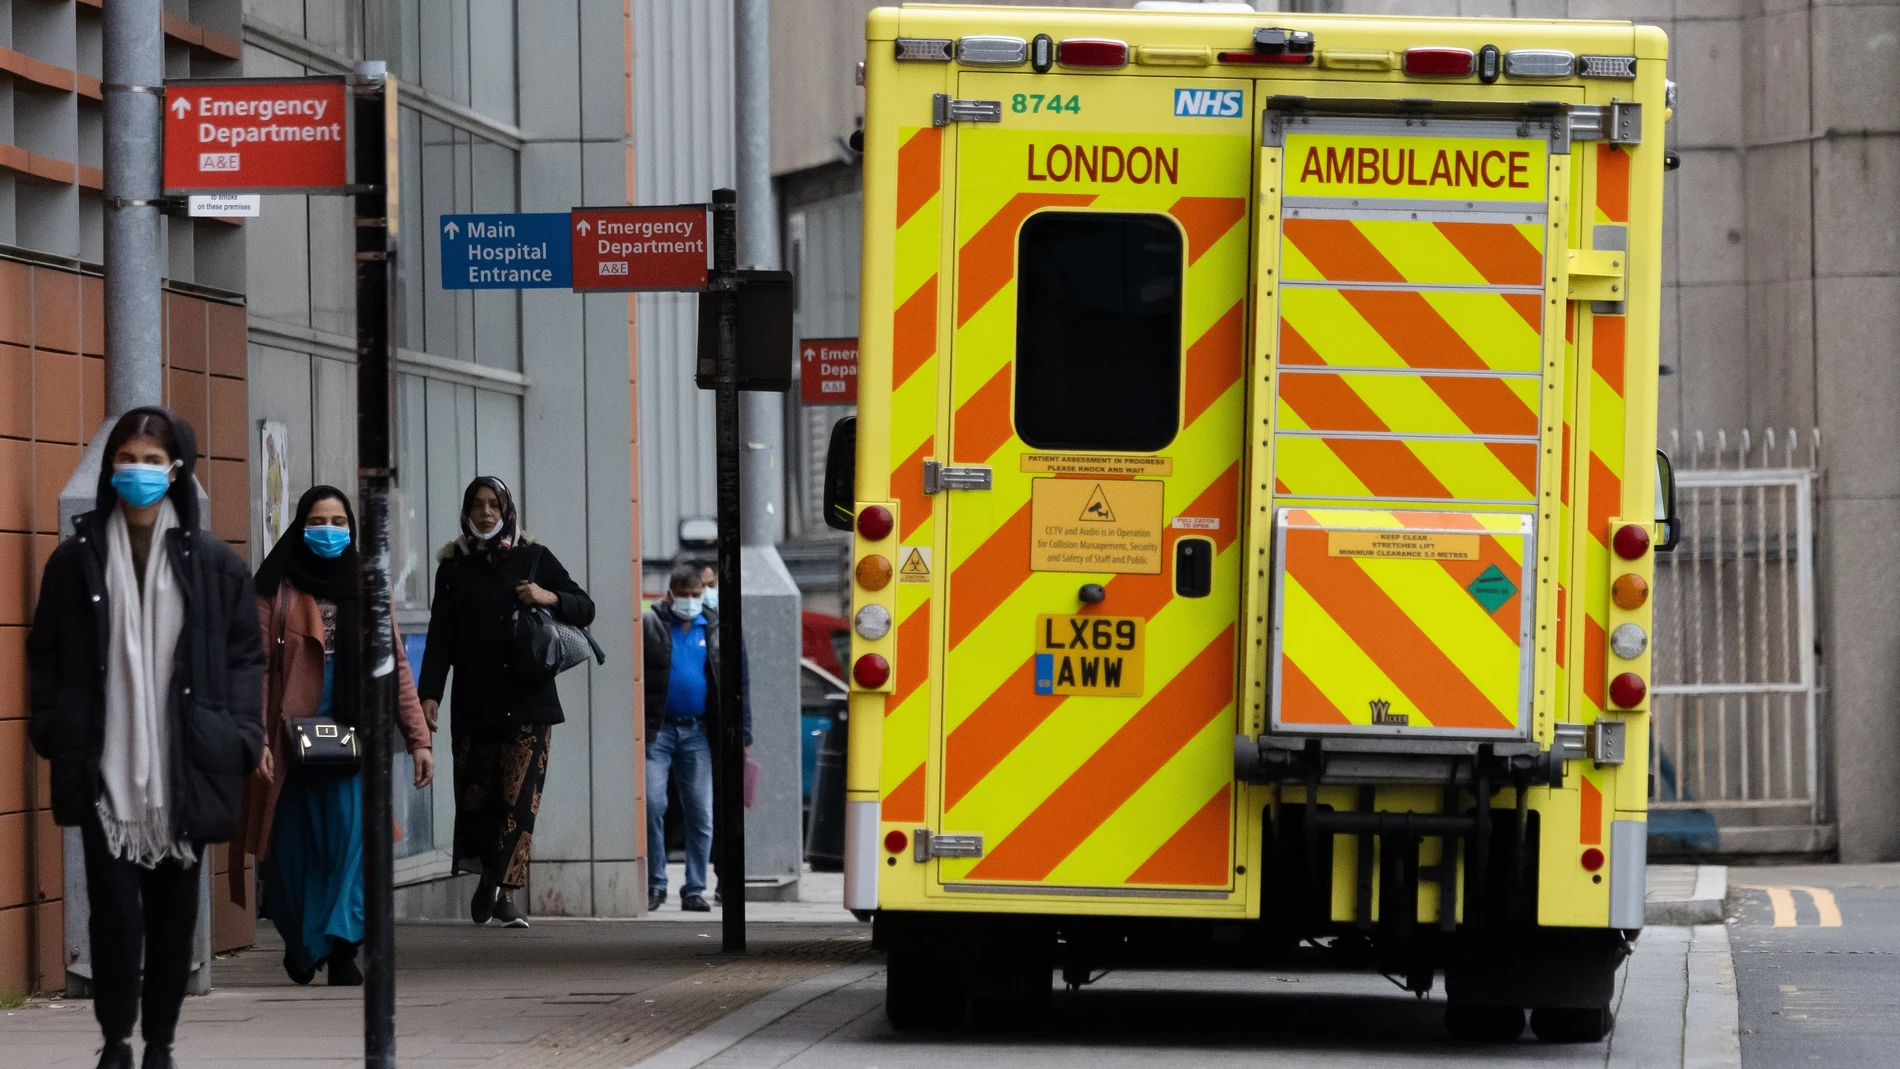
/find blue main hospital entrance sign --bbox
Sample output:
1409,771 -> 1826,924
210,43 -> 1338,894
439,213 -> 572,290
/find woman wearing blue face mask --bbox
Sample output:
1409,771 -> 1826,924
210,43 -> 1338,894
27,408 -> 265,1069
241,486 -> 432,987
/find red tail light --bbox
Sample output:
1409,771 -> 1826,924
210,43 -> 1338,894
1057,39 -> 1127,68
1609,672 -> 1646,708
1613,523 -> 1650,560
1580,847 -> 1605,871
1404,47 -> 1475,76
854,653 -> 891,688
884,829 -> 908,854
857,505 -> 893,541
1217,51 -> 1314,65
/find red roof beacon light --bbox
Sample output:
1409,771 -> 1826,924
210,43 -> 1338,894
1404,47 -> 1476,76
1057,39 -> 1128,69
1612,523 -> 1650,561
1609,672 -> 1647,709
854,653 -> 891,689
857,504 -> 894,542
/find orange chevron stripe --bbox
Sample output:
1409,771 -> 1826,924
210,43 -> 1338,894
1486,442 -> 1540,494
1169,196 -> 1247,265
1288,534 -> 1512,730
1592,313 -> 1626,397
965,627 -> 1236,881
1283,218 -> 1404,283
957,193 -> 1096,326
885,763 -> 925,824
1278,657 -> 1350,725
1424,374 -> 1539,437
1280,373 -> 1387,432
1561,423 -> 1573,506
1556,584 -> 1568,669
948,503 -> 1033,650
1596,144 -> 1629,223
1184,300 -> 1245,425
890,605 -> 931,711
1126,782 -> 1231,886
896,127 -> 942,228
1565,303 -> 1577,344
1279,319 -> 1324,366
1587,453 -> 1620,548
1323,438 -> 1456,500
1433,221 -> 1543,286
1340,290 -> 1488,371
944,660 -> 1059,809
892,277 -> 938,391
894,436 -> 934,542
1582,615 -> 1606,710
954,363 -> 1014,463
1503,292 -> 1543,332
1580,777 -> 1603,845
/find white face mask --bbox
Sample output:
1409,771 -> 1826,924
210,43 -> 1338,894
701,585 -> 719,611
672,596 -> 703,620
472,519 -> 503,540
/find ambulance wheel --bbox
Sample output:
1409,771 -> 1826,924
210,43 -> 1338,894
1530,1006 -> 1614,1043
885,948 -> 962,1031
1444,1003 -> 1526,1042
967,954 -> 1052,1031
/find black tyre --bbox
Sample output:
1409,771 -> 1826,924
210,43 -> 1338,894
1530,1006 -> 1614,1043
886,949 -> 961,1031
1445,1003 -> 1527,1042
967,956 -> 1052,1031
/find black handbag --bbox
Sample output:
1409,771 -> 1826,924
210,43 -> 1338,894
511,549 -> 606,687
285,717 -> 360,769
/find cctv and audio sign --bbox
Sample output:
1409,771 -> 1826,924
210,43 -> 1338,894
569,205 -> 710,291
163,77 -> 350,194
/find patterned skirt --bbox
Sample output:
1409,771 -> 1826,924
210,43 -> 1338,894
451,721 -> 552,889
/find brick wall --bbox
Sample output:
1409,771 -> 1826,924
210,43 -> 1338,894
0,260 -> 250,997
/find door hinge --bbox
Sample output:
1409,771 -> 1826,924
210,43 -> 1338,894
913,828 -> 984,860
1588,720 -> 1627,765
923,459 -> 992,494
1566,101 -> 1642,146
933,93 -> 1003,127
1565,247 -> 1626,302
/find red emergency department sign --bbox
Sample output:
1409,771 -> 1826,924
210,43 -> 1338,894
800,338 -> 858,404
163,78 -> 350,194
570,206 -> 710,291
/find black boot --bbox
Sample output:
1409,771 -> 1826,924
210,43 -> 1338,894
328,939 -> 364,986
96,1040 -> 133,1069
284,952 -> 316,986
139,1043 -> 174,1069
470,874 -> 498,925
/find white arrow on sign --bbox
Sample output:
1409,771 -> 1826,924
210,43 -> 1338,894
170,97 -> 191,119
443,220 -> 460,240
575,219 -> 592,236
804,347 -> 816,359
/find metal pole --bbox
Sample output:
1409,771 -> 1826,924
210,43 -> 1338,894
353,61 -> 399,1069
102,0 -> 164,413
734,0 -> 784,546
711,188 -> 748,953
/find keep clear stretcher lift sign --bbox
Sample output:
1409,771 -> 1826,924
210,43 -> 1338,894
163,77 -> 350,194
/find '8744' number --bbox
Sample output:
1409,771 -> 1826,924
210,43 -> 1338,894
1012,93 -> 1081,115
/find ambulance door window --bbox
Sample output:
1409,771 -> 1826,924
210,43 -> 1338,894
1013,212 -> 1182,452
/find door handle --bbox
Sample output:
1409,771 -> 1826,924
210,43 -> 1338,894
923,459 -> 992,494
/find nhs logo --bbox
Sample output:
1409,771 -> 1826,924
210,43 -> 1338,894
1174,88 -> 1243,118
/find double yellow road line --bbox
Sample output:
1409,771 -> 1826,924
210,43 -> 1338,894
1734,884 -> 1843,928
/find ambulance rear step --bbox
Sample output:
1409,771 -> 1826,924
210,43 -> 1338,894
1235,733 -> 1558,788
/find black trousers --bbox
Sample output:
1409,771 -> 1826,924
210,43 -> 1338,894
80,819 -> 201,1046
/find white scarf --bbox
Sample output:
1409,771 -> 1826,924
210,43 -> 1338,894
97,500 -> 196,868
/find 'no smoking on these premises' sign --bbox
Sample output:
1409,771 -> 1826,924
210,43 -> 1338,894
164,77 -> 350,194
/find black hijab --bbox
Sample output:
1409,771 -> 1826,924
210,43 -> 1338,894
255,485 -> 362,726
459,476 -> 519,563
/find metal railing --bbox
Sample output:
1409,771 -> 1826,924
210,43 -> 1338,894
1649,429 -> 1821,823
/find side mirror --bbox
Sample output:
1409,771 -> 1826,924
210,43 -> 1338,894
1654,448 -> 1680,551
823,417 -> 857,532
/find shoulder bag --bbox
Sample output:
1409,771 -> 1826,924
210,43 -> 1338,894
270,587 -> 361,771
511,548 -> 607,687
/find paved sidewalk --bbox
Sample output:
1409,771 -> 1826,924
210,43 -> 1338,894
1647,863 -> 1730,926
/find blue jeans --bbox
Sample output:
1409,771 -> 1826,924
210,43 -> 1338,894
647,719 -> 713,898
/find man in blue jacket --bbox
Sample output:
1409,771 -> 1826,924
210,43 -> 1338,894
642,561 -> 750,911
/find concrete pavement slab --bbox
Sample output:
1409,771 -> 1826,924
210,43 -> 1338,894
1647,864 -> 1731,926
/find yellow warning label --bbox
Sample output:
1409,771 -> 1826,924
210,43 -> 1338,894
1020,453 -> 1173,477
1327,530 -> 1480,561
1030,478 -> 1165,574
898,546 -> 931,583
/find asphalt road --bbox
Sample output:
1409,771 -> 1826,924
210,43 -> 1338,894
634,924 -> 1736,1069
1730,863 -> 1900,1068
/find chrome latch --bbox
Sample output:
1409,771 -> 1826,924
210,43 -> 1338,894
1551,722 -> 1589,763
1588,720 -> 1626,765
913,828 -> 985,860
932,93 -> 1003,127
923,459 -> 992,494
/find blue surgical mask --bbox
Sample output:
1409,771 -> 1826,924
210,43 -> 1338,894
701,586 -> 719,611
303,524 -> 353,558
111,463 -> 172,508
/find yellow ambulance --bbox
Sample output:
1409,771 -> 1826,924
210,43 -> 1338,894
825,2 -> 1674,1043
